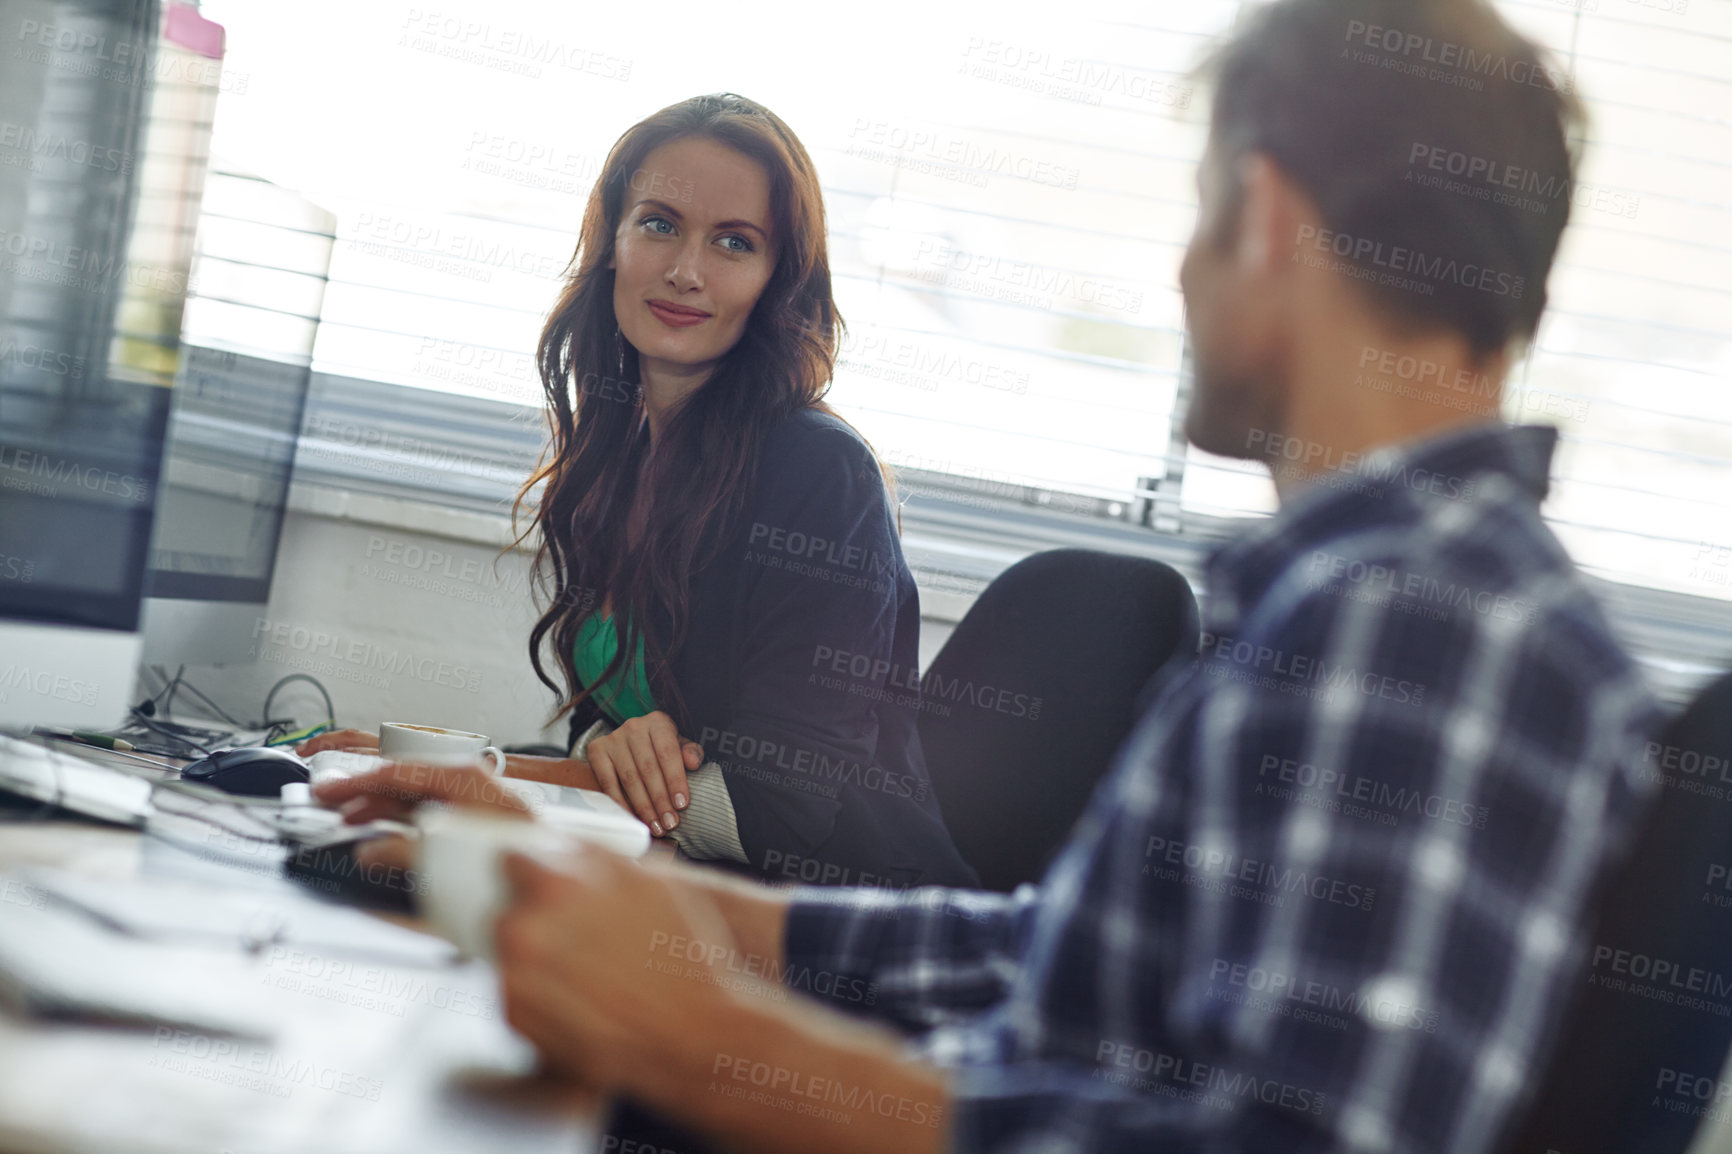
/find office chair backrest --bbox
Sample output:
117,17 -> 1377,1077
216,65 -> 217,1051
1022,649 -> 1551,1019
1498,670 -> 1732,1154
919,548 -> 1199,893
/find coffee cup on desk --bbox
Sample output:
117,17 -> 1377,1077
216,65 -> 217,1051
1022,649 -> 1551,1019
378,722 -> 506,776
414,806 -> 580,959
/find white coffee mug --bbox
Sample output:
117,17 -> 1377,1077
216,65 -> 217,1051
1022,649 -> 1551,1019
413,806 -> 580,959
379,722 -> 505,776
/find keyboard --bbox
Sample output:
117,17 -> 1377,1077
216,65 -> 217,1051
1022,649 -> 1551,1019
0,734 -> 155,825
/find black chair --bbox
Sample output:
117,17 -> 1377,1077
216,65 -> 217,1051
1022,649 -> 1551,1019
919,548 -> 1199,893
1499,671 -> 1732,1154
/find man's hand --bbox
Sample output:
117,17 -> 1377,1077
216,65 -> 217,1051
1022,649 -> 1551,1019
494,846 -> 744,1091
493,850 -> 950,1154
584,711 -> 702,837
313,761 -> 531,824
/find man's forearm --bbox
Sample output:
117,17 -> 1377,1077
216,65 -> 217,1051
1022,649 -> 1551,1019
501,755 -> 792,961
639,978 -> 951,1154
503,753 -> 599,790
656,859 -> 792,970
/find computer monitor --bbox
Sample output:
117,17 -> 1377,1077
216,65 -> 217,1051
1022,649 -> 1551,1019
137,349 -> 310,665
136,168 -> 334,667
0,0 -> 220,729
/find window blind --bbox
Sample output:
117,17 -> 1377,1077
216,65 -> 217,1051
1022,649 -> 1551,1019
197,0 -> 1730,608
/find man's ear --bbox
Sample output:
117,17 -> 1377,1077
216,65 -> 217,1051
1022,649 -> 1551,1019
1233,153 -> 1311,277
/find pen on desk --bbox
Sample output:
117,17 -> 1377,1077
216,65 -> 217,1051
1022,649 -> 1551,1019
30,727 -> 134,753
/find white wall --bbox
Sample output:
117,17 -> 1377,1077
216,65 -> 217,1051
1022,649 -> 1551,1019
162,485 -> 958,749
164,489 -> 564,748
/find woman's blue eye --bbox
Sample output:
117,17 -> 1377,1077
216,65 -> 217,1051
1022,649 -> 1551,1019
720,234 -> 753,254
641,215 -> 674,235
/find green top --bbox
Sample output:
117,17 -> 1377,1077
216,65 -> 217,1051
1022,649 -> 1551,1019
573,613 -> 657,725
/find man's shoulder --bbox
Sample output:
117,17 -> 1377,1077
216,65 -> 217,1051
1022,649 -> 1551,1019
1272,478 -> 1644,692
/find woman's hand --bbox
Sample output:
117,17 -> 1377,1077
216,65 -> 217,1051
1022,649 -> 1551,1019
313,760 -> 531,824
296,728 -> 379,757
585,711 -> 702,837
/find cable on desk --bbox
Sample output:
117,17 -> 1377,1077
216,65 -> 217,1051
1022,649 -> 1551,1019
129,709 -> 216,757
139,664 -> 183,717
262,674 -> 335,730
261,675 -> 337,746
128,670 -> 337,750
154,665 -> 252,730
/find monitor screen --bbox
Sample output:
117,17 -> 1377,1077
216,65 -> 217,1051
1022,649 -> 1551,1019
140,165 -> 333,610
0,0 -> 175,636
0,380 -> 170,632
142,345 -> 308,604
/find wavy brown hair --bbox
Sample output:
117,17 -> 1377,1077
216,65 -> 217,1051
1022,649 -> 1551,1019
516,93 -> 866,727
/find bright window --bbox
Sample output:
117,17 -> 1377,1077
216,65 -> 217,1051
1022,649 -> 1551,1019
200,0 -> 1732,599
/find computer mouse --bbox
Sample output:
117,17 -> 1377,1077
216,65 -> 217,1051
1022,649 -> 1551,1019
180,746 -> 311,797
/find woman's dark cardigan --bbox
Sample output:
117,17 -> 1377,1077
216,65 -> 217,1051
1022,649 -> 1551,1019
564,407 -> 978,890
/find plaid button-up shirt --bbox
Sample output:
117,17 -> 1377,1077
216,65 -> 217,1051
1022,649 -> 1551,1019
783,423 -> 1664,1153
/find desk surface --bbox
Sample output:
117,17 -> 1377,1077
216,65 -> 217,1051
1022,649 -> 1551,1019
0,818 -> 601,1154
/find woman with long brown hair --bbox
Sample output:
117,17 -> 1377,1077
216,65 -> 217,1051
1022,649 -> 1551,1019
310,93 -> 975,889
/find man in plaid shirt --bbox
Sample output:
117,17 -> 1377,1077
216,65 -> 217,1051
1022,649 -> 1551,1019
328,0 -> 1666,1150
765,417 -> 1661,1153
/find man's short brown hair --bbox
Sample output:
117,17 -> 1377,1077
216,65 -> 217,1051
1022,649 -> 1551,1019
1204,0 -> 1585,356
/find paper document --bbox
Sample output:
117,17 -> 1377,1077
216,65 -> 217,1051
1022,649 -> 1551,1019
23,867 -> 455,968
0,891 -> 281,1037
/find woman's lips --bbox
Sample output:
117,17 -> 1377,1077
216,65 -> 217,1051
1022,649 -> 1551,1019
646,300 -> 710,328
